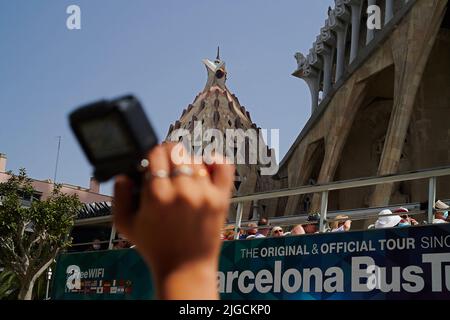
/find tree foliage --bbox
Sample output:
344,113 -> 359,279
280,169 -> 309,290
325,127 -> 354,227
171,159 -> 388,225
0,168 -> 82,299
0,269 -> 19,299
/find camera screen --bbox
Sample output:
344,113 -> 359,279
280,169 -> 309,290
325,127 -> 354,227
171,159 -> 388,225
78,113 -> 134,161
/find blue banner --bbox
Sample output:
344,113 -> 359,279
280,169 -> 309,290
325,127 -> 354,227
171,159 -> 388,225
53,224 -> 450,300
220,223 -> 450,300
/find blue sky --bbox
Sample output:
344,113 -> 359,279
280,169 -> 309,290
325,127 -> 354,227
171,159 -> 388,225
0,0 -> 333,195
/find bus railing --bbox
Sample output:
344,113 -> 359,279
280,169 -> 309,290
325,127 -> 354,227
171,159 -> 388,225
72,166 -> 450,247
229,166 -> 450,239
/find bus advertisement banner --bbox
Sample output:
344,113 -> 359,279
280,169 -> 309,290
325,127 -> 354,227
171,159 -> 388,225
52,223 -> 450,300
52,248 -> 153,300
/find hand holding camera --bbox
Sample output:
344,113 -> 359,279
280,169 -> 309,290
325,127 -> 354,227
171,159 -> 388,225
69,95 -> 234,299
114,143 -> 234,299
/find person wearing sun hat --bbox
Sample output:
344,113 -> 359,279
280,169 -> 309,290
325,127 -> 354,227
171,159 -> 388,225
433,200 -> 449,224
374,209 -> 402,229
393,207 -> 418,227
303,213 -> 321,234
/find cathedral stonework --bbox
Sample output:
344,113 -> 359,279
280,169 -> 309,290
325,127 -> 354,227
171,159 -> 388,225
282,0 -> 450,227
166,49 -> 277,221
166,0 -> 450,225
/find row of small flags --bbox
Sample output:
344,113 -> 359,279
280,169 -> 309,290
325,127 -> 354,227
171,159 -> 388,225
66,280 -> 133,294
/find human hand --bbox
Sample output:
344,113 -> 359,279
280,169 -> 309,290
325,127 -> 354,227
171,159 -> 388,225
343,220 -> 352,231
113,143 -> 234,299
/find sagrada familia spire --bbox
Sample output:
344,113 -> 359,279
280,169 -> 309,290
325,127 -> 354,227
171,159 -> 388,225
166,48 -> 277,220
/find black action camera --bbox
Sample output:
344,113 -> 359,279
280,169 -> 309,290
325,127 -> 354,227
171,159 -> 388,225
69,95 -> 158,208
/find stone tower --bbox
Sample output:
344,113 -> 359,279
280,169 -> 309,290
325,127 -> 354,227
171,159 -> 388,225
278,0 -> 450,227
166,49 -> 277,221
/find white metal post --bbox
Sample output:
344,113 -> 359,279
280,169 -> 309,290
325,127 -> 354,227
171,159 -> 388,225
108,224 -> 117,249
428,177 -> 436,224
319,191 -> 329,233
45,267 -> 52,300
234,202 -> 243,240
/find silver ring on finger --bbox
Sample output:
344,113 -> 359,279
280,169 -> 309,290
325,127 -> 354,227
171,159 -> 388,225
171,165 -> 194,178
145,169 -> 170,180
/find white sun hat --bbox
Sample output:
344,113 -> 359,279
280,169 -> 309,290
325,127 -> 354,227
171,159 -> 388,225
434,200 -> 450,211
374,209 -> 402,229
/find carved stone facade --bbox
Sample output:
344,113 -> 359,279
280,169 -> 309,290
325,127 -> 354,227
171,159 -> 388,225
280,0 -> 450,227
166,1 -> 450,224
166,51 -> 276,220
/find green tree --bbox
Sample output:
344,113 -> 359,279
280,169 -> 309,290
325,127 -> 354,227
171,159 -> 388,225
0,269 -> 20,299
0,169 -> 82,300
